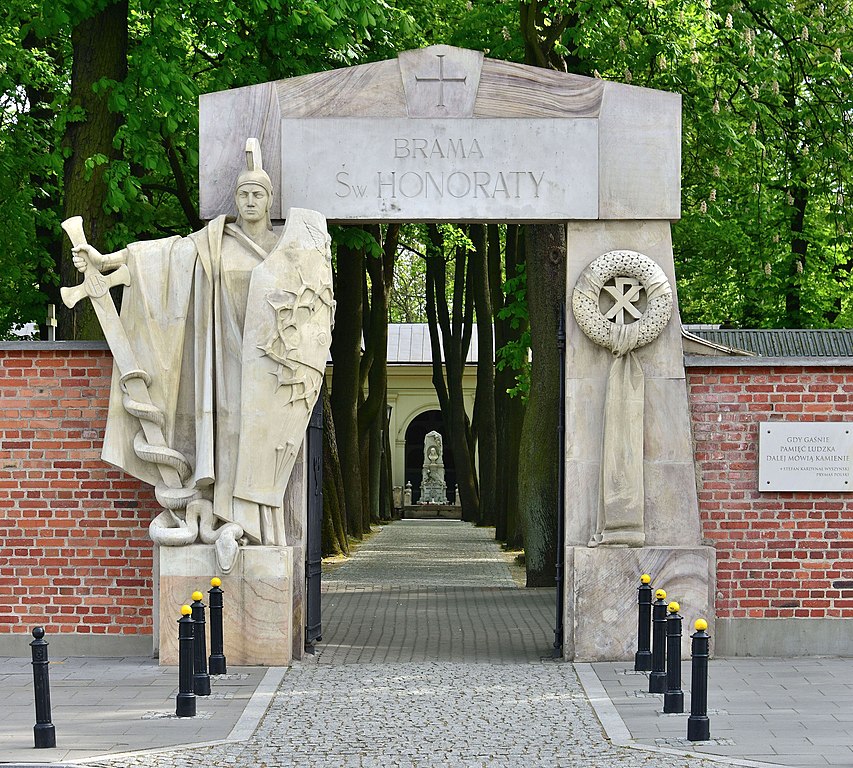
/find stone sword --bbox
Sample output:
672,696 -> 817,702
60,216 -> 184,491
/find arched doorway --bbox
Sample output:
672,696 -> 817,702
404,410 -> 456,504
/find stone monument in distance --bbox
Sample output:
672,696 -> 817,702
419,431 -> 447,504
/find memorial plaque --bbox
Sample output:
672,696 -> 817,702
280,117 -> 598,222
758,421 -> 853,492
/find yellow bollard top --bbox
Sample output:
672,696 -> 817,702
655,589 -> 667,600
640,574 -> 651,584
192,591 -> 203,602
211,577 -> 222,588
181,604 -> 192,616
695,618 -> 708,631
668,601 -> 680,613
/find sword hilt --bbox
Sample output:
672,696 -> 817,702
60,216 -> 130,308
61,216 -> 87,249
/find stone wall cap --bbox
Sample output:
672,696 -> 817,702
0,341 -> 109,351
684,354 -> 853,368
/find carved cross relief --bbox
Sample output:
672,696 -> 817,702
414,54 -> 468,108
601,277 -> 645,325
398,45 -> 483,118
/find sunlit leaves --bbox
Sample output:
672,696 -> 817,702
523,0 -> 852,327
0,0 -> 425,335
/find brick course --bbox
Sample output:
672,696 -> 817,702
0,347 -> 157,636
2,347 -> 852,640
687,365 -> 853,621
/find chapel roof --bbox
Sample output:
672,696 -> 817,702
387,323 -> 481,364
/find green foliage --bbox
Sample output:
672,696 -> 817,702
522,0 -> 852,328
436,222 -> 474,254
674,0 -> 853,328
0,0 -> 424,336
0,2 -> 66,335
2,0 -> 850,335
496,262 -> 531,398
400,0 -> 521,59
330,225 -> 383,258
389,246 -> 428,322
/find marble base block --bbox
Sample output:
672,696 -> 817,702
158,545 -> 293,666
565,546 -> 715,661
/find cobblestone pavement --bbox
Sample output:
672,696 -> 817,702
83,661 -> 727,768
323,520 -> 518,588
72,521 -> 733,768
320,519 -> 552,664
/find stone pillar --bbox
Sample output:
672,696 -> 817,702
563,220 -> 715,660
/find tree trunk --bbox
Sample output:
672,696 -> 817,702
61,0 -> 128,340
471,225 -> 497,527
357,225 -> 397,526
517,12 -> 574,585
358,403 -> 372,531
424,225 -> 480,522
367,412 -> 382,525
495,225 -> 527,547
322,385 -> 348,556
518,223 -> 565,586
330,241 -> 364,539
381,405 -> 394,521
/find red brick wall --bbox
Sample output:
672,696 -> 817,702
0,346 -> 157,637
3,347 -> 853,640
687,365 -> 853,621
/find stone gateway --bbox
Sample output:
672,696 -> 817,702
60,44 -> 713,663
197,44 -> 713,661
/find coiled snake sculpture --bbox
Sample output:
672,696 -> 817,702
120,369 -> 243,572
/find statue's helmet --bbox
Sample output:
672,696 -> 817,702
235,138 -> 274,228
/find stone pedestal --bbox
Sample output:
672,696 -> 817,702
403,504 -> 463,520
158,545 -> 293,666
565,546 -> 715,661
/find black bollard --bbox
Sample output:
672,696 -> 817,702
648,589 -> 668,693
208,577 -> 227,676
176,605 -> 197,718
191,591 -> 211,696
634,574 -> 653,672
30,627 -> 56,749
687,619 -> 711,741
663,601 -> 684,713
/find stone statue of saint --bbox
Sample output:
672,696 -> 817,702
419,430 -> 447,504
66,138 -> 334,571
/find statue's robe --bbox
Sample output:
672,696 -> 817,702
102,209 -> 333,543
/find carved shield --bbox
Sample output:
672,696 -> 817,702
233,208 -> 334,509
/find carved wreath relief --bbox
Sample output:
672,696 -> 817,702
572,250 -> 673,549
572,250 -> 673,354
